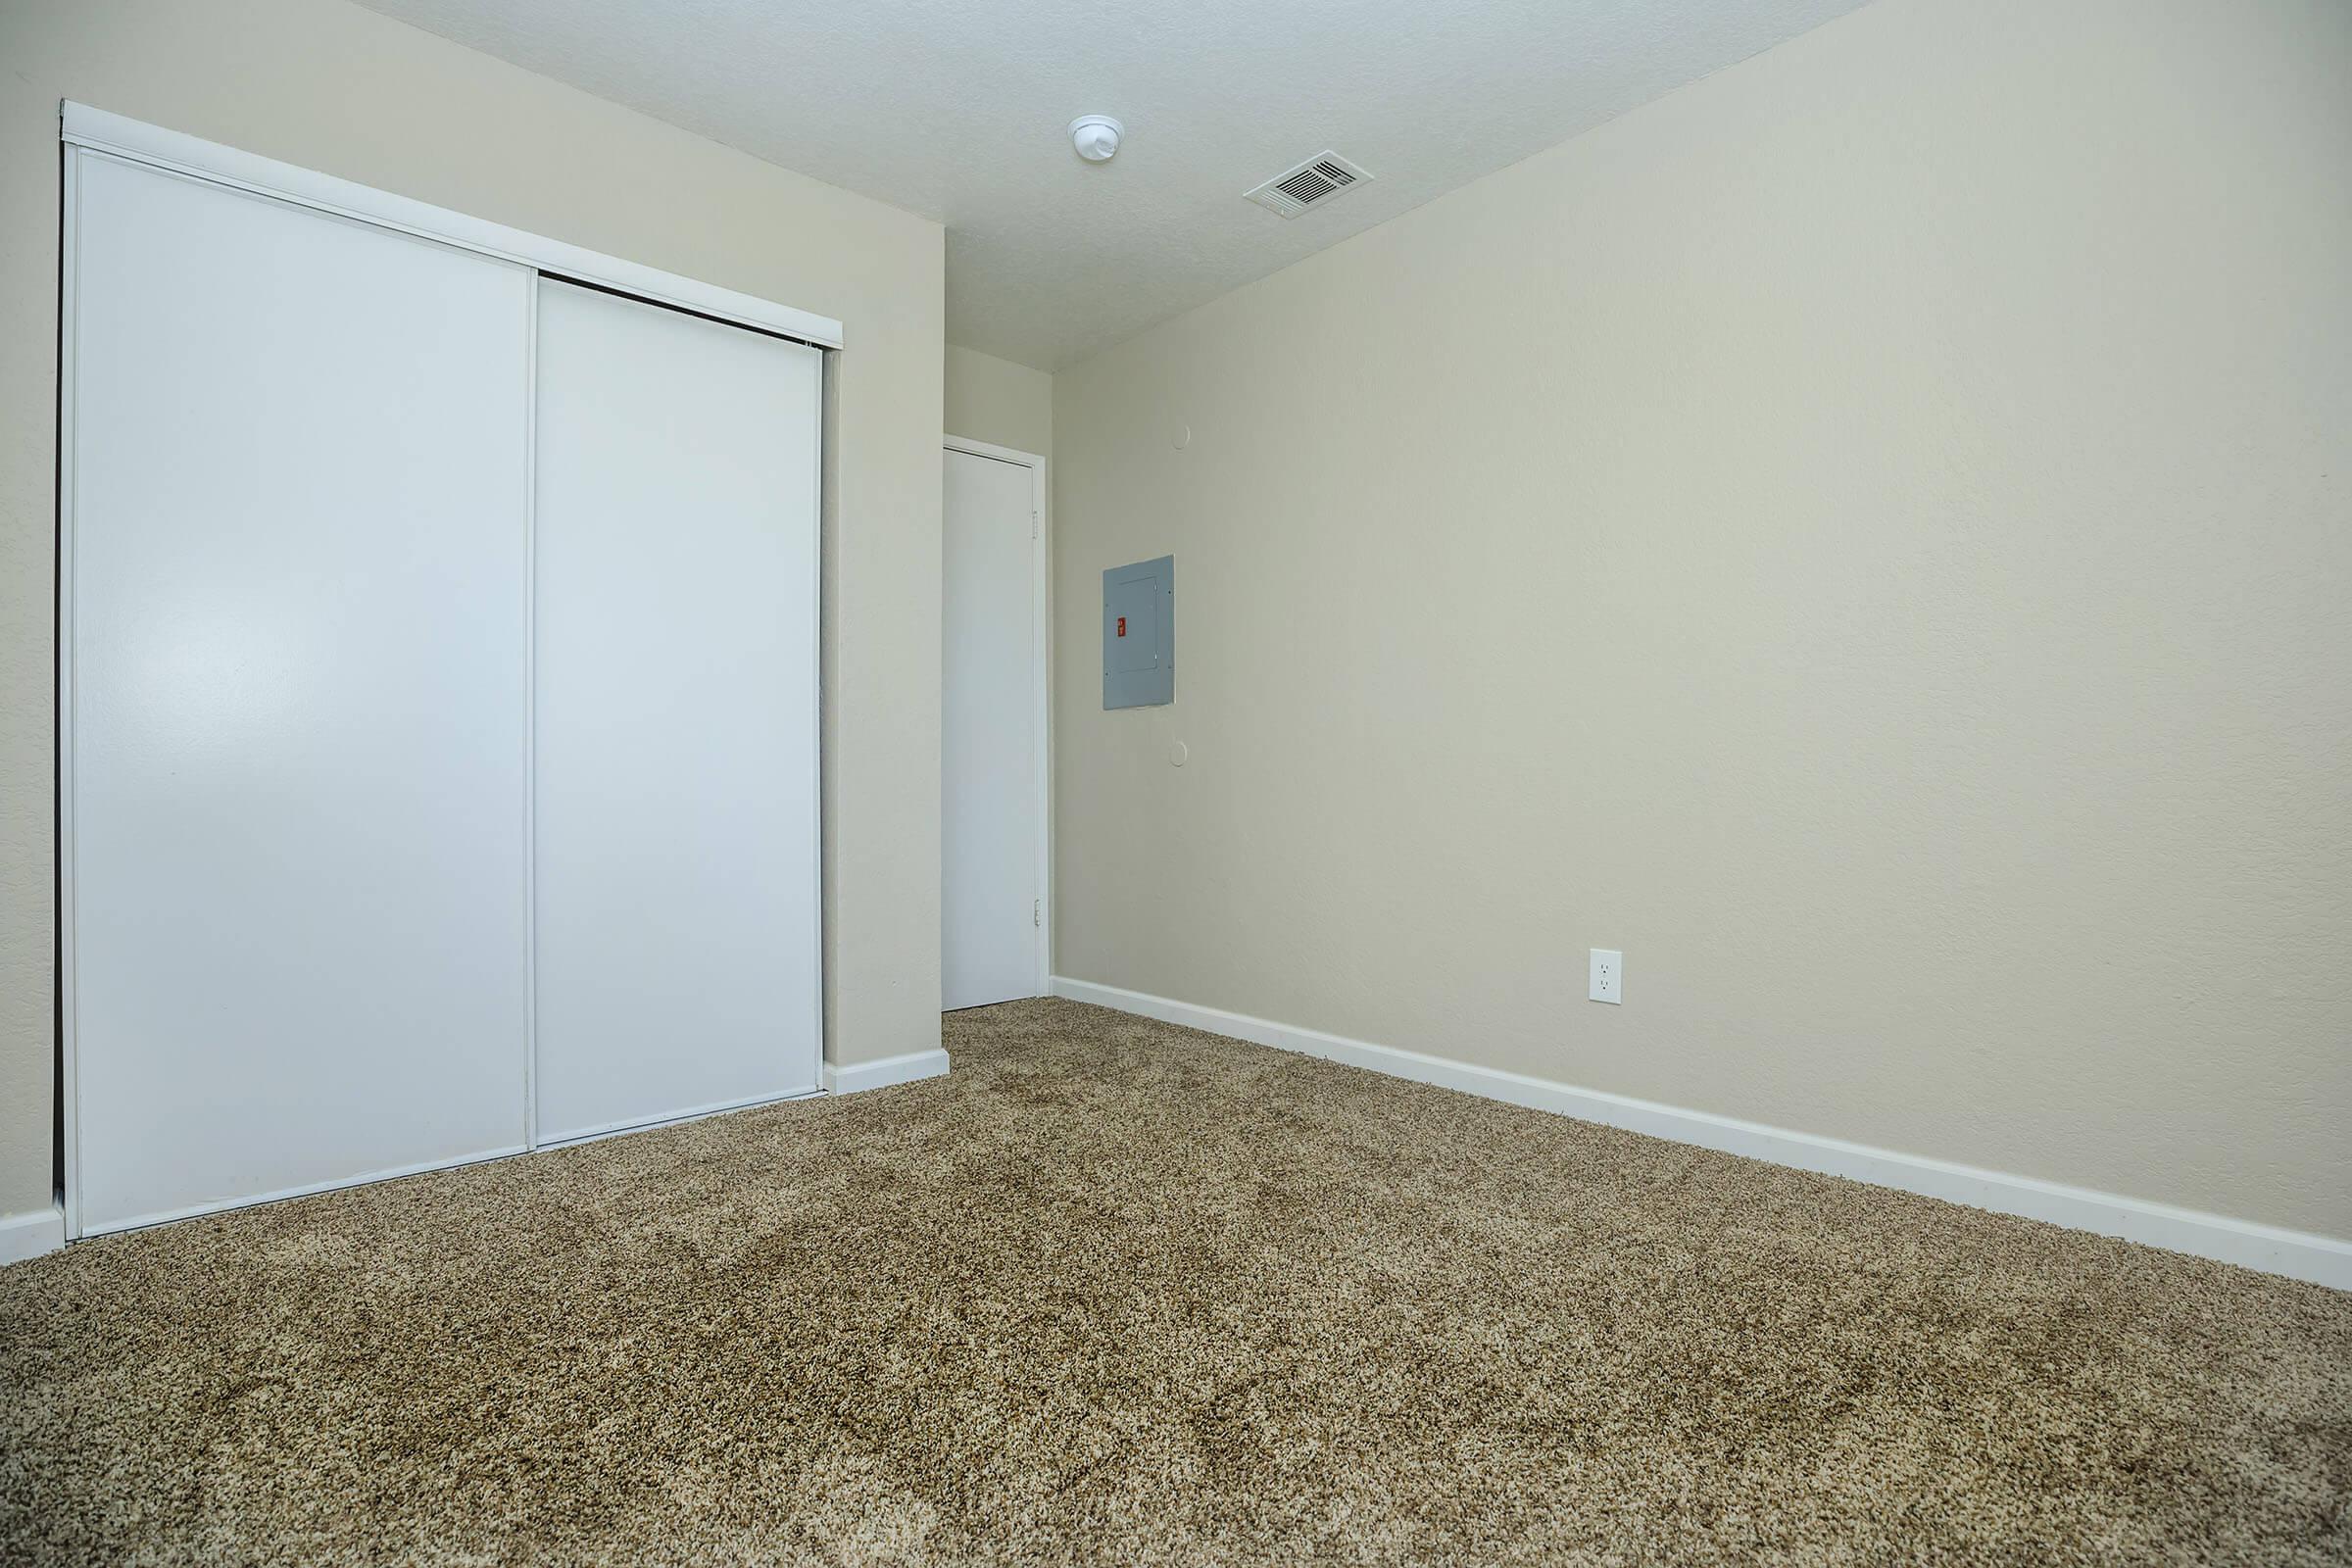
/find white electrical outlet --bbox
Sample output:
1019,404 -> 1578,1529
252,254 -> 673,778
1590,949 -> 1622,1004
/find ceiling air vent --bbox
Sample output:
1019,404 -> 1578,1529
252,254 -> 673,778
1245,151 -> 1372,219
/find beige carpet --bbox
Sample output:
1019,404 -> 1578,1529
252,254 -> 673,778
3,998 -> 2348,1565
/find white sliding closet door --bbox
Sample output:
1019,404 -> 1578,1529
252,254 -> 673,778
532,280 -> 823,1141
67,155 -> 533,1234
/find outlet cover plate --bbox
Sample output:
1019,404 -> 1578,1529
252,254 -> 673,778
1590,950 -> 1622,1004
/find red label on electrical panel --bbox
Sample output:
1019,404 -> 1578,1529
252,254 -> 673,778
1116,616 -> 1126,637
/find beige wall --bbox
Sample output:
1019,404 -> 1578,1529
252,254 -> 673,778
0,0 -> 946,1218
1053,0 -> 2352,1238
946,345 -> 1054,458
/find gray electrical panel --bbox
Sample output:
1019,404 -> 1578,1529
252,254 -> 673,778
1103,555 -> 1173,709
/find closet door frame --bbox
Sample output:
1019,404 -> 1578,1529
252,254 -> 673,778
56,104 -> 839,1236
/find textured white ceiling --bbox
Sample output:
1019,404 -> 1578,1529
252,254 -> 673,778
354,0 -> 1867,368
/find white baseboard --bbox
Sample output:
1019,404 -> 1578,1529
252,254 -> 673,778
825,1049 -> 951,1096
0,1204 -> 66,1266
1051,976 -> 2352,1292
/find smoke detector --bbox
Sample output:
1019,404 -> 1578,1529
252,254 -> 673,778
1244,151 -> 1371,218
1069,116 -> 1124,163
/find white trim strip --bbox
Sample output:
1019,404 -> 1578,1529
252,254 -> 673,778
520,264 -> 541,1154
60,102 -> 843,349
1051,976 -> 2352,1292
824,1049 -> 952,1096
942,434 -> 1042,468
57,146 -> 84,1239
0,1206 -> 66,1266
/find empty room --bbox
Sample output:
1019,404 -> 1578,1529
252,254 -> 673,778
2,0 -> 2347,1561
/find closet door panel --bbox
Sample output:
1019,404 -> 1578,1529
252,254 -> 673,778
68,155 -> 532,1233
532,281 -> 822,1141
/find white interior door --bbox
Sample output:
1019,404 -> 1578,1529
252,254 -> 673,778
66,154 -> 533,1234
942,447 -> 1043,1010
532,280 -> 822,1142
